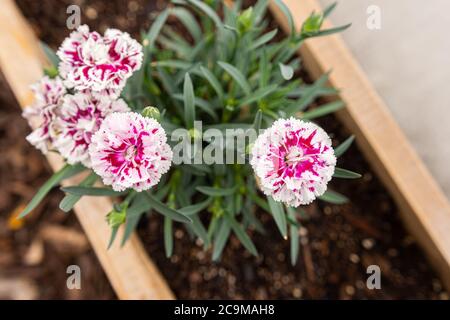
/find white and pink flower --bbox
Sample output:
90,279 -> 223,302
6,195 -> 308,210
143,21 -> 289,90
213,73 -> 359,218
89,112 -> 173,192
22,76 -> 66,153
53,91 -> 129,167
57,25 -> 143,96
251,118 -> 336,207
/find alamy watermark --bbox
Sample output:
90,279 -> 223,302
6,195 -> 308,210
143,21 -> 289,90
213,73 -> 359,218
66,265 -> 81,290
66,5 -> 81,30
366,5 -> 381,30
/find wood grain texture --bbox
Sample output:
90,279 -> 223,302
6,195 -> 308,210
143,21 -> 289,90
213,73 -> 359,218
0,0 -> 174,300
270,0 -> 450,290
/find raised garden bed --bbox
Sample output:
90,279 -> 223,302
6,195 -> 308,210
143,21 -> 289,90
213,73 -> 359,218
1,0 -> 449,299
0,72 -> 115,299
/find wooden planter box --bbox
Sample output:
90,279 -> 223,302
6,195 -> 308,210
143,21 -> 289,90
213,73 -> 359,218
1,0 -> 449,298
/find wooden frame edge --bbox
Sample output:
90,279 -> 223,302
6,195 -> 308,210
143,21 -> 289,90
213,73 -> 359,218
0,0 -> 174,300
269,0 -> 450,290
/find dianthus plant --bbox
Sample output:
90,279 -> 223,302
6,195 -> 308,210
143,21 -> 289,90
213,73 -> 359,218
22,0 -> 358,264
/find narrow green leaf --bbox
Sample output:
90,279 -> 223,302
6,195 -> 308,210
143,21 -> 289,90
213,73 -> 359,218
20,164 -> 85,218
249,29 -> 278,50
196,186 -> 236,197
333,167 -> 362,179
59,173 -> 97,212
279,63 -> 294,80
285,73 -> 330,115
144,193 -> 192,223
189,215 -> 210,247
107,226 -> 120,250
311,23 -> 352,38
253,0 -> 269,24
212,219 -> 231,261
273,0 -> 295,35
249,192 -> 270,212
179,198 -> 213,215
121,193 -> 152,246
302,100 -> 344,120
239,84 -> 277,106
252,110 -> 263,132
319,190 -> 349,204
267,196 -> 288,239
288,86 -> 338,98
323,2 -> 338,18
334,135 -> 355,158
164,216 -> 173,257
152,60 -> 193,69
171,7 -> 202,42
200,66 -> 224,101
172,93 -> 218,121
187,0 -> 223,28
218,61 -> 251,95
146,9 -> 169,50
41,42 -> 60,68
259,49 -> 270,88
183,73 -> 195,129
225,213 -> 258,256
287,207 -> 300,266
61,186 -> 126,197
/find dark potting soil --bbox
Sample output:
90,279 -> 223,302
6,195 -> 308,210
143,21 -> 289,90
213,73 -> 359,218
14,0 -> 448,299
137,113 -> 448,299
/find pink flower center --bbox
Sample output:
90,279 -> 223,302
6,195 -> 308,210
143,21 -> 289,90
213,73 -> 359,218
269,129 -> 325,183
103,131 -> 150,177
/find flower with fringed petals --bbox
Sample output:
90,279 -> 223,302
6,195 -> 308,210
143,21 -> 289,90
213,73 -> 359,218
57,25 -> 143,96
22,76 -> 66,153
53,90 -> 129,167
251,118 -> 336,207
89,112 -> 173,192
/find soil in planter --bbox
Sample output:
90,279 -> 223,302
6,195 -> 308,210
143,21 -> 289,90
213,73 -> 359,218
137,112 -> 449,299
14,0 -> 449,300
0,72 -> 115,299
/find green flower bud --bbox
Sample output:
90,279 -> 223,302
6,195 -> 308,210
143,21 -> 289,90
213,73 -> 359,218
142,106 -> 161,121
44,65 -> 59,79
106,205 -> 127,228
238,7 -> 254,33
302,12 -> 324,34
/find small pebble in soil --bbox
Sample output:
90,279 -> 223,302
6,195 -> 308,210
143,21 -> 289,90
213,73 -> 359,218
292,287 -> 303,298
362,238 -> 375,250
345,285 -> 356,296
174,229 -> 184,239
85,7 -> 98,20
349,253 -> 360,264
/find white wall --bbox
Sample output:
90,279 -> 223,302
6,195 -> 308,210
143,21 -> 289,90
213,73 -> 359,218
319,0 -> 450,197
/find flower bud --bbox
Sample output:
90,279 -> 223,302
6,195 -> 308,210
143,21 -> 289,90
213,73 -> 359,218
44,65 -> 59,79
238,7 -> 254,33
142,106 -> 161,121
302,12 -> 324,35
106,205 -> 126,228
